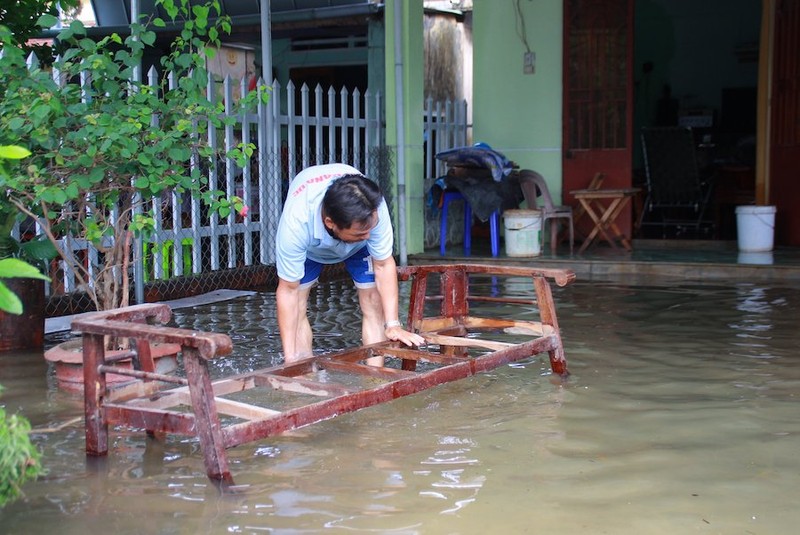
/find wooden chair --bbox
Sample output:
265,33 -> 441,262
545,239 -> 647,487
517,170 -> 574,254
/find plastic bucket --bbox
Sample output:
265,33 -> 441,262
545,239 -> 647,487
735,205 -> 776,252
504,209 -> 542,257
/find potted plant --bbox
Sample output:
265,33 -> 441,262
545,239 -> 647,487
0,1 -> 258,372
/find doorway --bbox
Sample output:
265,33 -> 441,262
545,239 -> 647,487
632,0 -> 762,241
562,0 -> 635,239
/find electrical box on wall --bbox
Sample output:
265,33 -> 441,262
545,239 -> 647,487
524,52 -> 535,75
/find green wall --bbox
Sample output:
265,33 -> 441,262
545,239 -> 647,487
385,0 -> 426,257
472,0 -> 564,202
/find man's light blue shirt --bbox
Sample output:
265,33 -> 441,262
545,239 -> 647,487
276,163 -> 394,282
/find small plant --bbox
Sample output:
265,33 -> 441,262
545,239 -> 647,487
0,385 -> 43,508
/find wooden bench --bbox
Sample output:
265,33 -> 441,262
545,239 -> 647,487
73,263 -> 575,485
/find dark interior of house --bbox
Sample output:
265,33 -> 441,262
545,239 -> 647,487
633,0 -> 761,241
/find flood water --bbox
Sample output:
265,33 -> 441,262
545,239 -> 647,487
1,276 -> 799,534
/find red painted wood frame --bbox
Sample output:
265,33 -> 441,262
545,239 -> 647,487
73,264 -> 575,485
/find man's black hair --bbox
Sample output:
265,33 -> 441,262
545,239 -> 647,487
322,174 -> 384,228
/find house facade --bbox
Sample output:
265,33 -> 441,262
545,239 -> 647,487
82,0 -> 800,252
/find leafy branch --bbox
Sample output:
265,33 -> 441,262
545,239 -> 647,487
0,0 -> 262,314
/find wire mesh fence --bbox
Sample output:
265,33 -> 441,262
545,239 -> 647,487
24,70 -> 463,318
44,148 -> 395,317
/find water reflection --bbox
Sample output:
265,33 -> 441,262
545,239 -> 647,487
1,279 -> 799,534
738,251 -> 774,265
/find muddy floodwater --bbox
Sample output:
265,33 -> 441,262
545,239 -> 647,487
1,277 -> 799,534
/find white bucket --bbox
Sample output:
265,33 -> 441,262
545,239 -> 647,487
504,209 -> 542,257
736,205 -> 776,252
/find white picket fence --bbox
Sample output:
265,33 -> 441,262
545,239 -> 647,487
424,95 -> 469,179
14,57 -> 468,303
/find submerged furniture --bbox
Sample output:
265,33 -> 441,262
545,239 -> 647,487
640,126 -> 714,236
570,187 -> 641,253
73,264 -> 575,485
439,190 -> 500,257
517,170 -> 574,254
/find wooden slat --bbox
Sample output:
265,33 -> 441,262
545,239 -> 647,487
107,376 -> 173,402
213,397 -> 281,420
416,316 -> 462,332
318,359 -> 418,380
534,274 -> 568,375
118,375 -> 257,408
104,404 -> 196,435
160,375 -> 263,399
209,375 -> 258,396
467,296 -> 536,305
250,359 -> 317,378
462,316 -> 555,336
121,389 -> 279,423
97,365 -> 188,385
71,318 -> 232,360
373,346 -> 469,365
421,333 -> 515,351
125,389 -> 192,410
253,373 -> 356,397
397,263 -> 577,287
316,346 -> 375,364
469,335 -> 561,374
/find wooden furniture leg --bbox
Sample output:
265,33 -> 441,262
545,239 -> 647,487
83,333 -> 108,457
533,275 -> 568,376
440,268 -> 469,357
183,347 -> 233,485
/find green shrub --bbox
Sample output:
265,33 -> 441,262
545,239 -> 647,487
0,0 -> 259,313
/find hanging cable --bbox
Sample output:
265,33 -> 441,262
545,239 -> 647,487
514,0 -> 532,54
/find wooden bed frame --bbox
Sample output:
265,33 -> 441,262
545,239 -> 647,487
72,263 -> 575,485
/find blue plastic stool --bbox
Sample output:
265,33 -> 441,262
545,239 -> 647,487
439,190 -> 500,257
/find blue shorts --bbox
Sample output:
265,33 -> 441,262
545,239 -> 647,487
299,246 -> 376,289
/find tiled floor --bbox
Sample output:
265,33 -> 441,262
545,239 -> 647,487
410,239 -> 800,283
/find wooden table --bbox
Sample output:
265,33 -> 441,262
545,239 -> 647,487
571,188 -> 641,253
